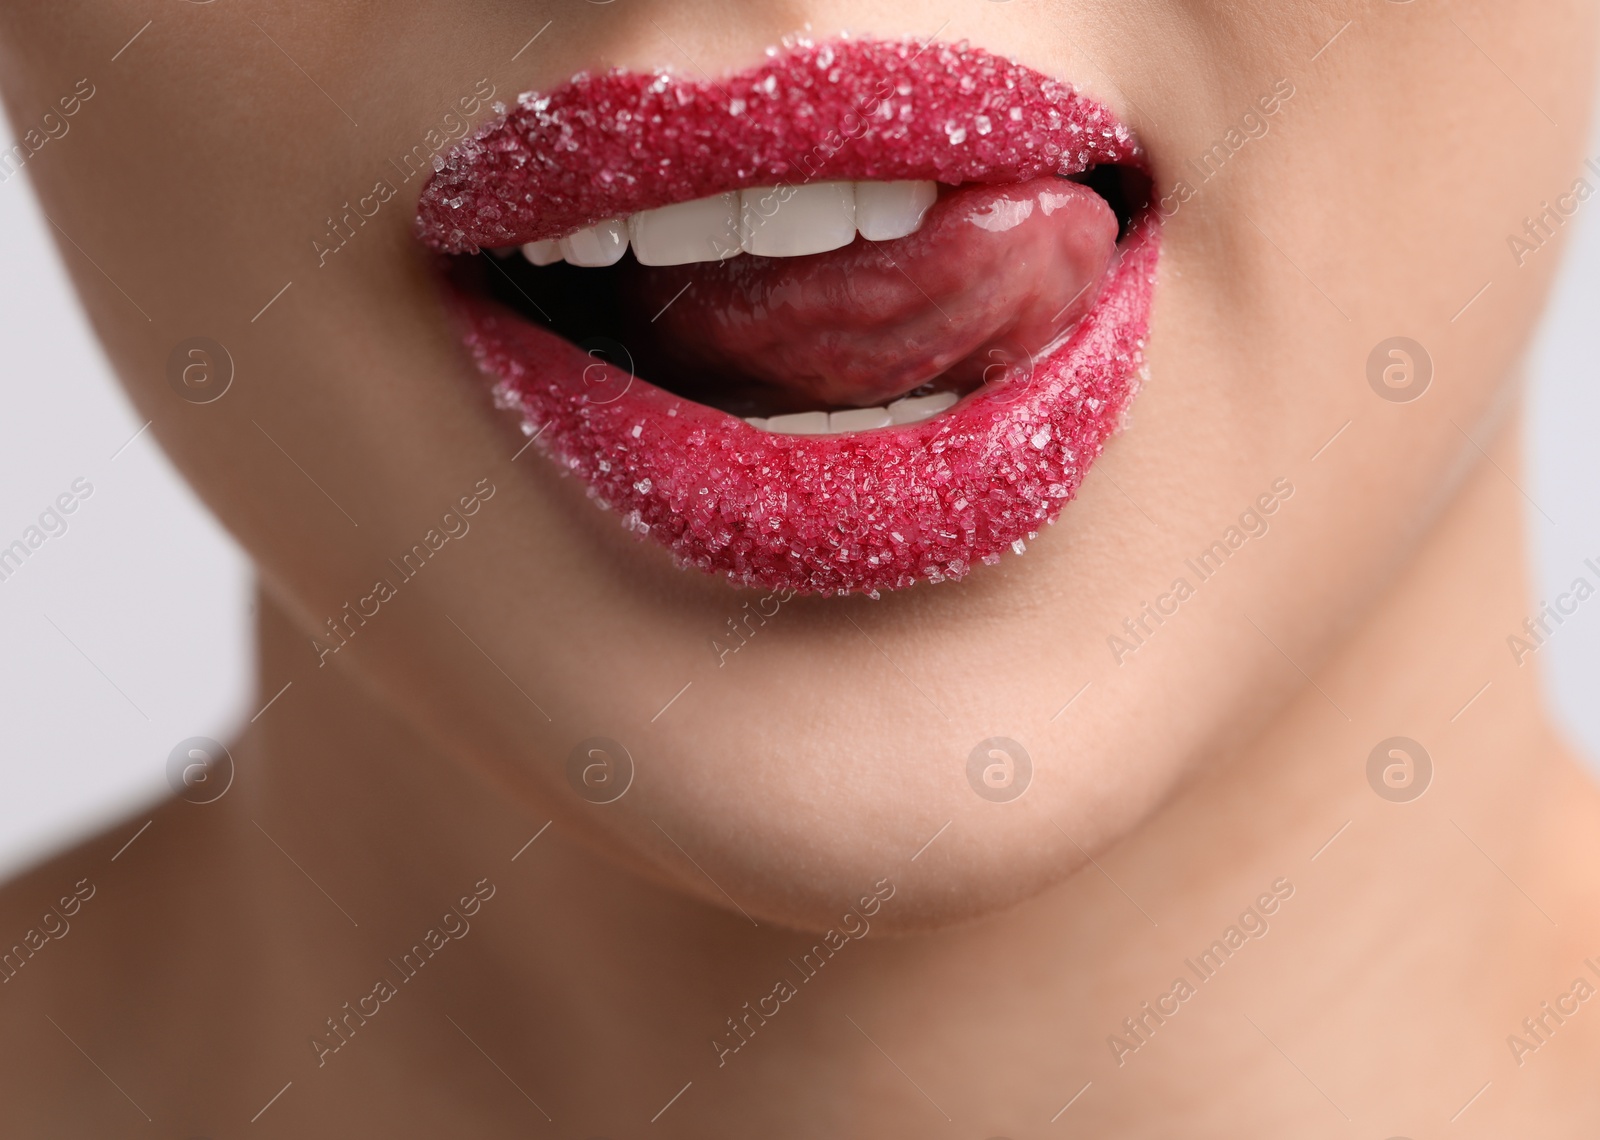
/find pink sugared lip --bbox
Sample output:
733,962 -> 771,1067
416,37 -> 1160,597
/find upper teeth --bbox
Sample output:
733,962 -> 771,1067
518,180 -> 937,268
744,391 -> 959,435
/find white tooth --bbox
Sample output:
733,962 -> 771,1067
887,391 -> 959,424
827,406 -> 893,433
743,416 -> 768,430
765,411 -> 830,435
520,239 -> 563,266
628,193 -> 743,266
854,180 -> 938,242
742,181 -> 856,257
559,218 -> 628,267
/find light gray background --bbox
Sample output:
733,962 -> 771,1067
1,107 -> 1597,881
0,173 -> 253,877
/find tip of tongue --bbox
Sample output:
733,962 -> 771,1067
630,176 -> 1120,414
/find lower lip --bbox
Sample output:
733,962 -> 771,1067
447,210 -> 1158,597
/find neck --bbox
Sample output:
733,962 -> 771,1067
230,411 -> 1600,1133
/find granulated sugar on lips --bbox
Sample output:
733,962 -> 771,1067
461,242 -> 1155,596
415,37 -> 1141,253
420,38 -> 1161,596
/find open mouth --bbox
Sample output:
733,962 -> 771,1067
417,37 -> 1160,596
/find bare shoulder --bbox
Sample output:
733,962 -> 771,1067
0,797 -> 271,1131
0,805 -> 158,1007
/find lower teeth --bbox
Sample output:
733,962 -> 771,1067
745,390 -> 958,435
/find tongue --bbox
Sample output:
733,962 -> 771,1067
623,177 -> 1119,413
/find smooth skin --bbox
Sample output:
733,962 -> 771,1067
1,1 -> 1598,1135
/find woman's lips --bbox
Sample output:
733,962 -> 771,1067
418,37 -> 1161,597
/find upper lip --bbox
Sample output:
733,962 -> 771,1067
415,36 -> 1143,253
